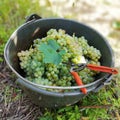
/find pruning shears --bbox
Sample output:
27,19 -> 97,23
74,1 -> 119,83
70,63 -> 118,94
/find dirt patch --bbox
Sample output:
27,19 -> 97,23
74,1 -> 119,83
0,62 -> 43,120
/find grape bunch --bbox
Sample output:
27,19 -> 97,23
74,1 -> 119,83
17,29 -> 101,89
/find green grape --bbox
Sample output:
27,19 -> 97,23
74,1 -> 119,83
17,28 -> 102,92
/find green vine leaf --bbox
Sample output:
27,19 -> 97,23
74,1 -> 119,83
39,39 -> 66,65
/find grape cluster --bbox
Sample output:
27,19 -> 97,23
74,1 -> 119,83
17,29 -> 101,88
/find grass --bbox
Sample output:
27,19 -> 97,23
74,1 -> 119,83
0,0 -> 120,120
0,0 -> 56,62
38,76 -> 120,120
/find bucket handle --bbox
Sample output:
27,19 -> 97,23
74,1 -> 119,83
25,14 -> 42,23
93,74 -> 112,92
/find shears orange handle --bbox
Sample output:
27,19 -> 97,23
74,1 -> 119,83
86,64 -> 118,74
70,71 -> 87,94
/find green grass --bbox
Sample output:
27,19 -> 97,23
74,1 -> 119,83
3,85 -> 22,105
38,76 -> 120,120
0,0 -> 56,62
0,0 -> 120,120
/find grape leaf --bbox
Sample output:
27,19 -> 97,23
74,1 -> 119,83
48,39 -> 60,50
39,40 -> 66,65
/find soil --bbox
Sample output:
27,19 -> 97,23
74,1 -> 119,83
0,62 -> 43,120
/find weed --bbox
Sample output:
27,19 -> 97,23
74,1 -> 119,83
3,85 -> 22,106
38,105 -> 81,120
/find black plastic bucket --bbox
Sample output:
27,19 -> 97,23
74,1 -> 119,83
4,14 -> 114,107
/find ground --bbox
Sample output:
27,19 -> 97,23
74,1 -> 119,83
0,0 -> 120,120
